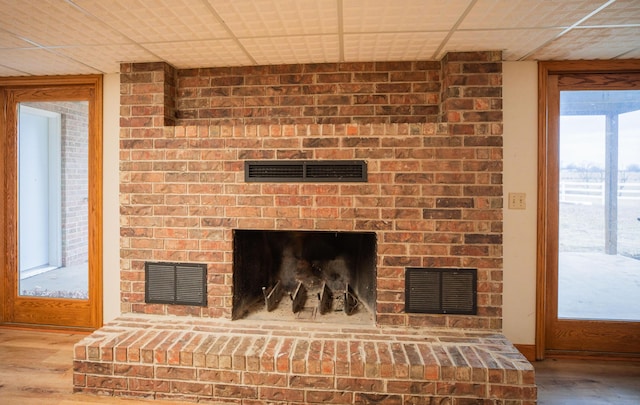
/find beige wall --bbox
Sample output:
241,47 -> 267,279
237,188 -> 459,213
101,62 -> 541,343
502,61 -> 538,344
103,73 -> 120,323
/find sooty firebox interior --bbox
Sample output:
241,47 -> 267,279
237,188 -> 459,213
233,230 -> 376,324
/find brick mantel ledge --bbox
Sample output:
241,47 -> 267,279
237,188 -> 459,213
74,315 -> 536,404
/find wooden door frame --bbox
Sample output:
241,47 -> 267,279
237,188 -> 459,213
0,75 -> 103,330
536,60 -> 640,360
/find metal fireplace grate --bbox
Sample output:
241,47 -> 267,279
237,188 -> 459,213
405,268 -> 477,315
145,262 -> 207,306
245,160 -> 367,182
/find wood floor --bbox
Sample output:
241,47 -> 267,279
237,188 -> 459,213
535,357 -> 640,405
1,328 -> 639,404
0,329 -> 185,404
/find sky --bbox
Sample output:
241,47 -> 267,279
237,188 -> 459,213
560,108 -> 640,171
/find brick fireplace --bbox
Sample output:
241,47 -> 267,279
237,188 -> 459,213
74,51 -> 536,403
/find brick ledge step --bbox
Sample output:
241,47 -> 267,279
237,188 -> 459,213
73,314 -> 536,404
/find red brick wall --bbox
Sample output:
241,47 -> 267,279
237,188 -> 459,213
173,61 -> 442,126
119,51 -> 503,330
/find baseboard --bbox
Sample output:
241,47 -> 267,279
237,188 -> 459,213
544,350 -> 640,362
514,344 -> 536,362
518,345 -> 640,362
0,323 -> 93,335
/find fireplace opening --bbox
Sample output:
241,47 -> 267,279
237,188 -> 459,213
233,230 -> 377,324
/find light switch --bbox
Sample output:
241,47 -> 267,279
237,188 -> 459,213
508,192 -> 526,209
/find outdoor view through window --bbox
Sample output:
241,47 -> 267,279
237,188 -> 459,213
558,90 -> 640,321
18,101 -> 89,300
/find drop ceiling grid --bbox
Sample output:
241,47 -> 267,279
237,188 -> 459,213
458,0 -> 612,29
73,0 -> 230,43
211,0 -> 339,37
341,0 -> 470,32
241,35 -> 341,66
0,0 -> 638,77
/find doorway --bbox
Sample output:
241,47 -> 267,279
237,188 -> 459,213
0,76 -> 102,330
537,61 -> 640,357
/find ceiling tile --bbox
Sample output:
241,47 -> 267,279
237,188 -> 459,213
342,0 -> 471,32
0,31 -> 37,49
0,0 -> 637,77
211,0 -> 338,37
0,64 -> 28,77
624,49 -> 640,58
442,28 -> 564,60
143,40 -> 253,68
0,0 -> 129,46
73,0 -> 230,43
55,45 -> 161,74
0,48 -> 100,76
580,0 -> 640,26
241,35 -> 340,65
344,32 -> 447,61
459,0 -> 609,29
528,27 -> 640,60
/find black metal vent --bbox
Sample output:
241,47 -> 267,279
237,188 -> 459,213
245,160 -> 367,182
145,262 -> 207,306
405,268 -> 477,315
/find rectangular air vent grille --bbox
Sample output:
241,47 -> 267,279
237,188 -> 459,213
145,262 -> 207,306
245,160 -> 367,182
405,268 -> 477,315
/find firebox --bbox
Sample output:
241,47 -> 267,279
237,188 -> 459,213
232,230 -> 376,324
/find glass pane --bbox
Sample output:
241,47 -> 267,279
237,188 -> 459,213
18,101 -> 89,299
558,90 -> 640,321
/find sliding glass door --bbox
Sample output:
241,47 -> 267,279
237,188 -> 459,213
539,62 -> 640,356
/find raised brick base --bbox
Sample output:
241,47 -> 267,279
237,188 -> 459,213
73,315 -> 536,404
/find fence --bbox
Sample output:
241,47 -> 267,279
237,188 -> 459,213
560,181 -> 640,204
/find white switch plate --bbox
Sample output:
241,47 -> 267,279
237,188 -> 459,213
508,192 -> 526,209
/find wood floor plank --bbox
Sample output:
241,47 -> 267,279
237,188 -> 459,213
535,358 -> 640,405
0,329 -> 185,404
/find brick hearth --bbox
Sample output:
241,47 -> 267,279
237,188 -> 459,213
74,315 -> 535,404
